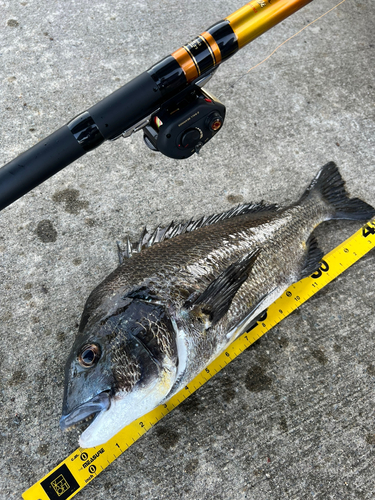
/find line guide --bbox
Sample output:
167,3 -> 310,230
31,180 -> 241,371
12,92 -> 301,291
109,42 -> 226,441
23,218 -> 375,500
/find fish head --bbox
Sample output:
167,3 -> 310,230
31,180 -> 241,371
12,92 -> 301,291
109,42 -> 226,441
60,294 -> 178,448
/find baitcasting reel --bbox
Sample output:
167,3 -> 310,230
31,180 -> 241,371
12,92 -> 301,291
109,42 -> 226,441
143,87 -> 225,159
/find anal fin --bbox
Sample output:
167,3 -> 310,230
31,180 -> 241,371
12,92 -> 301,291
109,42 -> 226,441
300,235 -> 324,279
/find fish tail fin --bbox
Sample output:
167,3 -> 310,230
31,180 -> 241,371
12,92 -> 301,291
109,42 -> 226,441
300,161 -> 375,221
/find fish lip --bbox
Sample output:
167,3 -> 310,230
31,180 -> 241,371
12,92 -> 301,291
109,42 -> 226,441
60,391 -> 111,431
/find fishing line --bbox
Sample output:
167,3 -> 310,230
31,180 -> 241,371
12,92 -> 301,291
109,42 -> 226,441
222,0 -> 347,94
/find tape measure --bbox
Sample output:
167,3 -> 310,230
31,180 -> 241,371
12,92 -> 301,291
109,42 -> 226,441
22,218 -> 375,500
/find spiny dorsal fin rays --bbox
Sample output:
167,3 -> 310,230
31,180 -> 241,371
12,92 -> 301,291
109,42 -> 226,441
117,202 -> 278,262
126,237 -> 132,258
139,227 -> 148,253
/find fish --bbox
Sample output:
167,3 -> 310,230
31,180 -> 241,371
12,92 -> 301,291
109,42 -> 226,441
59,162 -> 375,448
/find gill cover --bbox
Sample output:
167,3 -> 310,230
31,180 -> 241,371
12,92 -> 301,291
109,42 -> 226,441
61,295 -> 178,447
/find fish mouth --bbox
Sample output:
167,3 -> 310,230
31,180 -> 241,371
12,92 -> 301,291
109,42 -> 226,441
60,391 -> 111,432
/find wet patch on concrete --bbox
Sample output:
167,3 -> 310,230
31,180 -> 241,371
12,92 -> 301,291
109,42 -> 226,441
227,194 -> 244,204
279,416 -> 288,432
0,312 -> 12,322
36,220 -> 57,242
37,443 -> 50,456
246,337 -> 263,353
245,365 -> 272,392
311,348 -> 328,365
8,370 -> 27,386
132,450 -> 144,461
56,331 -> 66,342
7,19 -> 19,27
155,426 -> 180,450
178,392 -> 201,414
278,336 -> 289,348
184,458 -> 199,474
289,308 -> 301,317
52,188 -> 89,214
221,376 -> 236,403
10,414 -> 22,427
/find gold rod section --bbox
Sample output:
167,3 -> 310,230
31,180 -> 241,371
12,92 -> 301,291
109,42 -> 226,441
226,0 -> 313,49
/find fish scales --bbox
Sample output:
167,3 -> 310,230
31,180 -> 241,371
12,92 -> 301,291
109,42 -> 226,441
60,162 -> 375,448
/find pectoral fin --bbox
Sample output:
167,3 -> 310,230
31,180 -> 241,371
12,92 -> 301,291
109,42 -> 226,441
184,249 -> 260,327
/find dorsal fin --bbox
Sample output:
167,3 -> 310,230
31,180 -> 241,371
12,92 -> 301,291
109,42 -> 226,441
118,202 -> 278,263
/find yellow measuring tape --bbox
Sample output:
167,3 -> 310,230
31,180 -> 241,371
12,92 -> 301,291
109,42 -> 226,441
23,218 -> 375,500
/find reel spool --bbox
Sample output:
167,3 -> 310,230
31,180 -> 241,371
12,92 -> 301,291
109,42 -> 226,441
143,87 -> 225,159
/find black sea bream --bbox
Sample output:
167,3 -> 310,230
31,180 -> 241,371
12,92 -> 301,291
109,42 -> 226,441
60,162 -> 375,448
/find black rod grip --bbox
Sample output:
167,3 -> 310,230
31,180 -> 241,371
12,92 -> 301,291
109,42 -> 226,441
88,72 -> 162,140
0,126 -> 86,211
0,72 -> 164,211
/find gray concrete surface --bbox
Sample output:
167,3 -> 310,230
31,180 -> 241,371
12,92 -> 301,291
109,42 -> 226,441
1,0 -> 374,498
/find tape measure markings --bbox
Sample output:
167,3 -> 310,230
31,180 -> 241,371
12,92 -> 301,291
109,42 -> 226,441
22,219 -> 375,500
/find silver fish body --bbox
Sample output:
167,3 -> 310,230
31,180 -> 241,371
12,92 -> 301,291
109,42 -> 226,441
60,162 -> 375,448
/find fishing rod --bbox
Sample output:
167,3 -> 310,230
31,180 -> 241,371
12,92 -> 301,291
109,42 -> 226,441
0,0 -> 312,212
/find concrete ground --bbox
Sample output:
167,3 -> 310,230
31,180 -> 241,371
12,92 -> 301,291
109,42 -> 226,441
1,0 -> 374,499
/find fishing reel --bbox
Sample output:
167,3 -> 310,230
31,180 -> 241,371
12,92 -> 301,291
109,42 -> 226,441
143,87 -> 225,159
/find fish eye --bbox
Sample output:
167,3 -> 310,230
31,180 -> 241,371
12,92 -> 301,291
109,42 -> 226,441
78,343 -> 101,368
